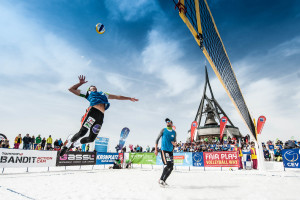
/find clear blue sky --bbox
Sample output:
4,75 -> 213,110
1,0 -> 300,149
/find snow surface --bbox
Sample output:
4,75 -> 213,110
0,163 -> 299,200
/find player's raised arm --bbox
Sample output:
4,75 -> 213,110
108,94 -> 138,102
69,75 -> 88,96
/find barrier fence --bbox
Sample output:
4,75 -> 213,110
1,149 -> 299,170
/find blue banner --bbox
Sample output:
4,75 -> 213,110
156,152 -> 193,166
96,153 -> 119,165
282,149 -> 300,168
95,137 -> 109,153
192,152 -> 204,167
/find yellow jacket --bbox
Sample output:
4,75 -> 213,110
14,136 -> 22,144
46,137 -> 52,144
251,147 -> 257,159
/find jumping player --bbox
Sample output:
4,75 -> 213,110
155,118 -> 177,187
60,75 -> 138,156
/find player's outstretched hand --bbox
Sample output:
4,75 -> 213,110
78,75 -> 88,85
130,97 -> 139,102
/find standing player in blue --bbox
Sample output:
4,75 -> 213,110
60,75 -> 138,156
155,118 -> 177,187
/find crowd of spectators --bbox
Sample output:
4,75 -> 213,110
2,134 -> 299,161
118,135 -> 300,164
0,133 -> 91,152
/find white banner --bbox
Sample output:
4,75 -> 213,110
0,149 -> 57,168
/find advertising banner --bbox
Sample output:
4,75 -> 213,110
96,153 -> 119,165
56,151 -> 96,166
220,116 -> 228,140
0,149 -> 57,168
129,153 -> 156,164
94,137 -> 109,152
190,121 -> 198,143
282,149 -> 300,168
203,151 -> 239,167
257,116 -> 266,135
192,152 -> 204,167
118,153 -> 124,164
156,152 -> 193,166
118,127 -> 130,150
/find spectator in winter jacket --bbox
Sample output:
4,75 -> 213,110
54,139 -> 59,149
86,144 -> 90,152
58,138 -> 63,147
274,146 -> 282,161
263,146 -> 271,161
30,136 -> 35,150
41,137 -> 46,150
46,135 -> 52,150
23,134 -> 31,150
14,134 -> 22,149
36,135 -> 42,145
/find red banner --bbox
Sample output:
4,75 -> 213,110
220,116 -> 228,140
190,121 -> 198,143
203,152 -> 239,167
118,153 -> 124,164
257,116 -> 266,135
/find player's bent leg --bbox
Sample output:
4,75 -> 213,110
71,127 -> 89,143
80,123 -> 102,144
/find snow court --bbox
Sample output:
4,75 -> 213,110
0,167 -> 300,200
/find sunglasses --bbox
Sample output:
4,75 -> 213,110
166,121 -> 171,123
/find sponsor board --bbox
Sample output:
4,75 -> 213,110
203,151 -> 239,167
282,149 -> 300,168
174,153 -> 193,166
156,152 -> 193,166
129,153 -> 156,164
0,149 -> 57,168
56,151 -> 96,166
192,152 -> 204,167
95,137 -> 109,152
96,153 -> 119,165
118,153 -> 124,164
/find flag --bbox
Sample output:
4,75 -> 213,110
257,116 -> 266,135
118,127 -> 130,150
220,116 -> 228,141
190,121 -> 198,143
